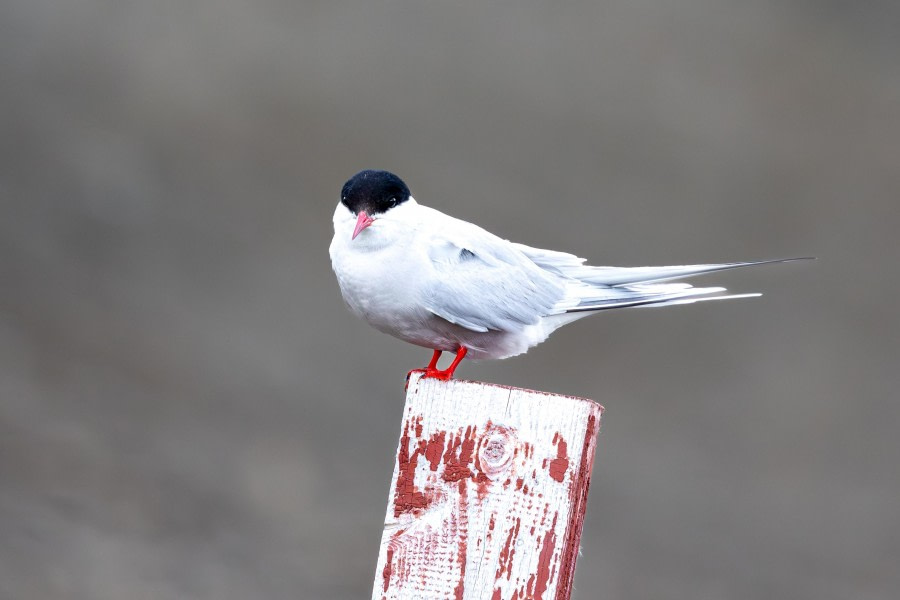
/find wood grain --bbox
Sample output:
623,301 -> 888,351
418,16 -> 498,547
373,372 -> 603,600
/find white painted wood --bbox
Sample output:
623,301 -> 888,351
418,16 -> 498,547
373,372 -> 603,600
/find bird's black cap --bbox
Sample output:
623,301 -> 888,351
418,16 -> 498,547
341,170 -> 411,215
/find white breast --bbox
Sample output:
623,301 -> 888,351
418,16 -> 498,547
329,201 -> 433,340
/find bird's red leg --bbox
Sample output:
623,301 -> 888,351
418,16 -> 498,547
408,350 -> 443,378
426,349 -> 442,371
426,346 -> 468,381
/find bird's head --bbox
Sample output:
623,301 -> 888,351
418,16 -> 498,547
338,170 -> 412,240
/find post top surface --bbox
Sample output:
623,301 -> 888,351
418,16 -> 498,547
405,371 -> 604,413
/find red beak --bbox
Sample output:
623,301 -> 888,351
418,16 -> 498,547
352,211 -> 375,240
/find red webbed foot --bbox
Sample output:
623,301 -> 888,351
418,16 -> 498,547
413,347 -> 468,380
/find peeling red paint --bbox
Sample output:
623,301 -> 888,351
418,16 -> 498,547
385,527 -> 412,592
548,435 -> 569,483
534,512 -> 558,600
496,517 -> 521,581
454,544 -> 467,599
556,413 -> 600,599
492,587 -> 502,600
454,479 -> 468,600
382,547 -> 393,592
443,426 -> 478,482
425,430 -> 446,471
496,524 -> 514,580
394,421 -> 429,517
475,474 -> 490,500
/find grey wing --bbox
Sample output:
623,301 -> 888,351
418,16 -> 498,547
422,237 -> 569,332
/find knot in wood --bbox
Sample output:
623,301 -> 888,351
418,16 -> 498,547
478,425 -> 516,479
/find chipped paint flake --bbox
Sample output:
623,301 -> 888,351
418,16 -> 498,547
548,434 -> 570,483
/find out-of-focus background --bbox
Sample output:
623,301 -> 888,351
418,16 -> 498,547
2,1 -> 898,599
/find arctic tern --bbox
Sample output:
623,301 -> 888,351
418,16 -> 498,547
330,169 -> 810,379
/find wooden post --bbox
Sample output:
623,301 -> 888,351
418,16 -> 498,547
374,372 -> 604,600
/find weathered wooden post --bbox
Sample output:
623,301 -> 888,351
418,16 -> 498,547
374,372 -> 603,600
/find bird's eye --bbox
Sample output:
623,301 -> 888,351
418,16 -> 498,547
387,197 -> 397,207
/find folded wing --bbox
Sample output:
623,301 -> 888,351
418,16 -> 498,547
422,232 -> 573,333
421,212 -> 811,330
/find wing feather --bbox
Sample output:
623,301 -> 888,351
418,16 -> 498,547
421,229 -> 568,332
417,208 -> 811,331
513,245 -> 812,287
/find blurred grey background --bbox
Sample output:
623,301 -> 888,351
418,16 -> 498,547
1,1 -> 898,599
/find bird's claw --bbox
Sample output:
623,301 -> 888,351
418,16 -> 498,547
406,367 -> 452,389
407,367 -> 454,380
422,367 -> 454,380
